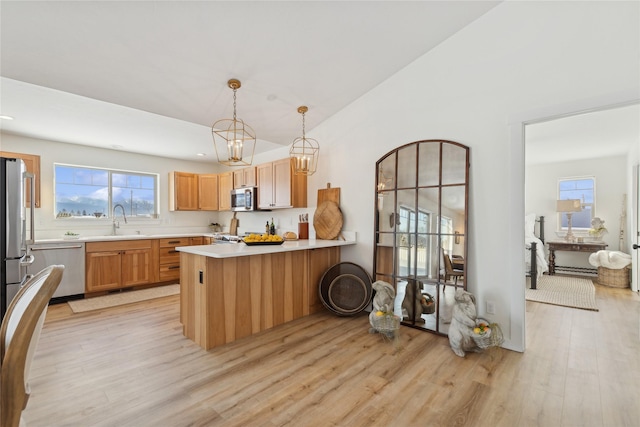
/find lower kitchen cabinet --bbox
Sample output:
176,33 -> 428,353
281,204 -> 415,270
86,240 -> 154,293
85,236 -> 209,296
159,237 -> 190,282
180,245 -> 341,350
189,236 -> 204,245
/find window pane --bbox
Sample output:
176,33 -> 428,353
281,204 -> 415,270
55,165 -> 108,218
559,177 -> 594,204
397,145 -> 417,189
442,143 -> 467,185
112,172 -> 157,217
55,165 -> 158,219
558,177 -> 595,229
418,142 -> 440,187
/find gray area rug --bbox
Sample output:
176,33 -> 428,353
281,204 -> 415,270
526,275 -> 598,311
68,284 -> 180,313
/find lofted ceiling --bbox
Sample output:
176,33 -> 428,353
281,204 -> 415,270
0,1 -> 501,162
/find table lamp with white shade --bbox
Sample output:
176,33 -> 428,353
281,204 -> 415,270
557,199 -> 582,242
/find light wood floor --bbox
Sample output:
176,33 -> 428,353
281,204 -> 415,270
23,282 -> 640,427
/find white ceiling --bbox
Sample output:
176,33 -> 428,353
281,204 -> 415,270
525,103 -> 640,165
0,1 -> 501,162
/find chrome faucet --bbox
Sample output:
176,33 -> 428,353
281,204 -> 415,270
112,204 -> 128,235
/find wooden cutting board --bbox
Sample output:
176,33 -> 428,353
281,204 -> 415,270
313,201 -> 343,240
317,183 -> 340,206
229,212 -> 239,236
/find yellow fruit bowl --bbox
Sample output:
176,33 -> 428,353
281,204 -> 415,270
243,240 -> 284,246
242,233 -> 285,245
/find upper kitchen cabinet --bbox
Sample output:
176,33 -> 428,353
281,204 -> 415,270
0,151 -> 41,208
169,172 -> 219,211
256,158 -> 307,209
218,172 -> 233,211
233,166 -> 256,189
198,174 -> 219,211
169,172 -> 198,211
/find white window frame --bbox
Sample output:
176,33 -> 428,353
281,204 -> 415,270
54,163 -> 160,221
440,215 -> 454,254
557,176 -> 595,232
397,205 -> 433,278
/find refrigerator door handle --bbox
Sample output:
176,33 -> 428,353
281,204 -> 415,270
20,254 -> 35,267
24,171 -> 35,245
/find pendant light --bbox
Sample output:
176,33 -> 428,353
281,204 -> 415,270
377,166 -> 393,194
289,106 -> 319,175
212,79 -> 256,166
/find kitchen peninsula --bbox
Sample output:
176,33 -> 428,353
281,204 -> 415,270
177,237 -> 356,350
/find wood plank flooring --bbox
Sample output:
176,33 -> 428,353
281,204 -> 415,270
23,281 -> 640,427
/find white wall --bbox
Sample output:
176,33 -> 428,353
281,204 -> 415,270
526,155 -> 628,269
2,2 -> 638,351
305,1 -> 639,351
627,134 -> 640,291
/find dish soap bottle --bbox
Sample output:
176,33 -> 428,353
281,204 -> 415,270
270,218 -> 276,235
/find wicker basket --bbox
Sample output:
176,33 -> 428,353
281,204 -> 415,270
371,314 -> 400,334
421,293 -> 436,314
597,265 -> 630,288
472,320 -> 504,349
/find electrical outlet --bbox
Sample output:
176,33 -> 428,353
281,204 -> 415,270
486,301 -> 496,315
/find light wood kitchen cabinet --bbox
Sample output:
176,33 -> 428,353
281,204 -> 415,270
180,245 -> 341,350
169,172 -> 198,211
189,236 -> 204,245
256,158 -> 307,209
170,172 -> 221,211
0,150 -> 41,208
218,172 -> 233,211
233,166 -> 256,189
159,236 -> 206,282
198,174 -> 219,210
159,237 -> 189,282
86,240 -> 154,293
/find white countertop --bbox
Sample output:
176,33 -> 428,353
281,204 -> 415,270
176,238 -> 356,258
33,233 -> 213,244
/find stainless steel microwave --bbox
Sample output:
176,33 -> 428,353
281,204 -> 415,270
231,187 -> 258,211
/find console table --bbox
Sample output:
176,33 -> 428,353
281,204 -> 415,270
547,241 -> 608,275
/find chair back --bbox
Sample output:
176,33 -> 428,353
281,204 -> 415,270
442,249 -> 454,274
1,265 -> 64,427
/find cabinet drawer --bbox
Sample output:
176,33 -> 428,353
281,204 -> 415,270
159,264 -> 181,281
159,246 -> 181,264
86,239 -> 152,252
190,237 -> 204,245
159,237 -> 190,247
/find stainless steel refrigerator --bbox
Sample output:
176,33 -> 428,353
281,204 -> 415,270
1,156 -> 35,320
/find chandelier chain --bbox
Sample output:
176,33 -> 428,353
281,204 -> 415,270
232,88 -> 237,121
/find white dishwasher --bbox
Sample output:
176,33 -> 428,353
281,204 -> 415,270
27,242 -> 86,301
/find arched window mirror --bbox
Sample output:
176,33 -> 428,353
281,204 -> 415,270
374,140 -> 469,335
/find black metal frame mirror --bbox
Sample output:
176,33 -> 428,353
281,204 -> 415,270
373,140 -> 469,335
